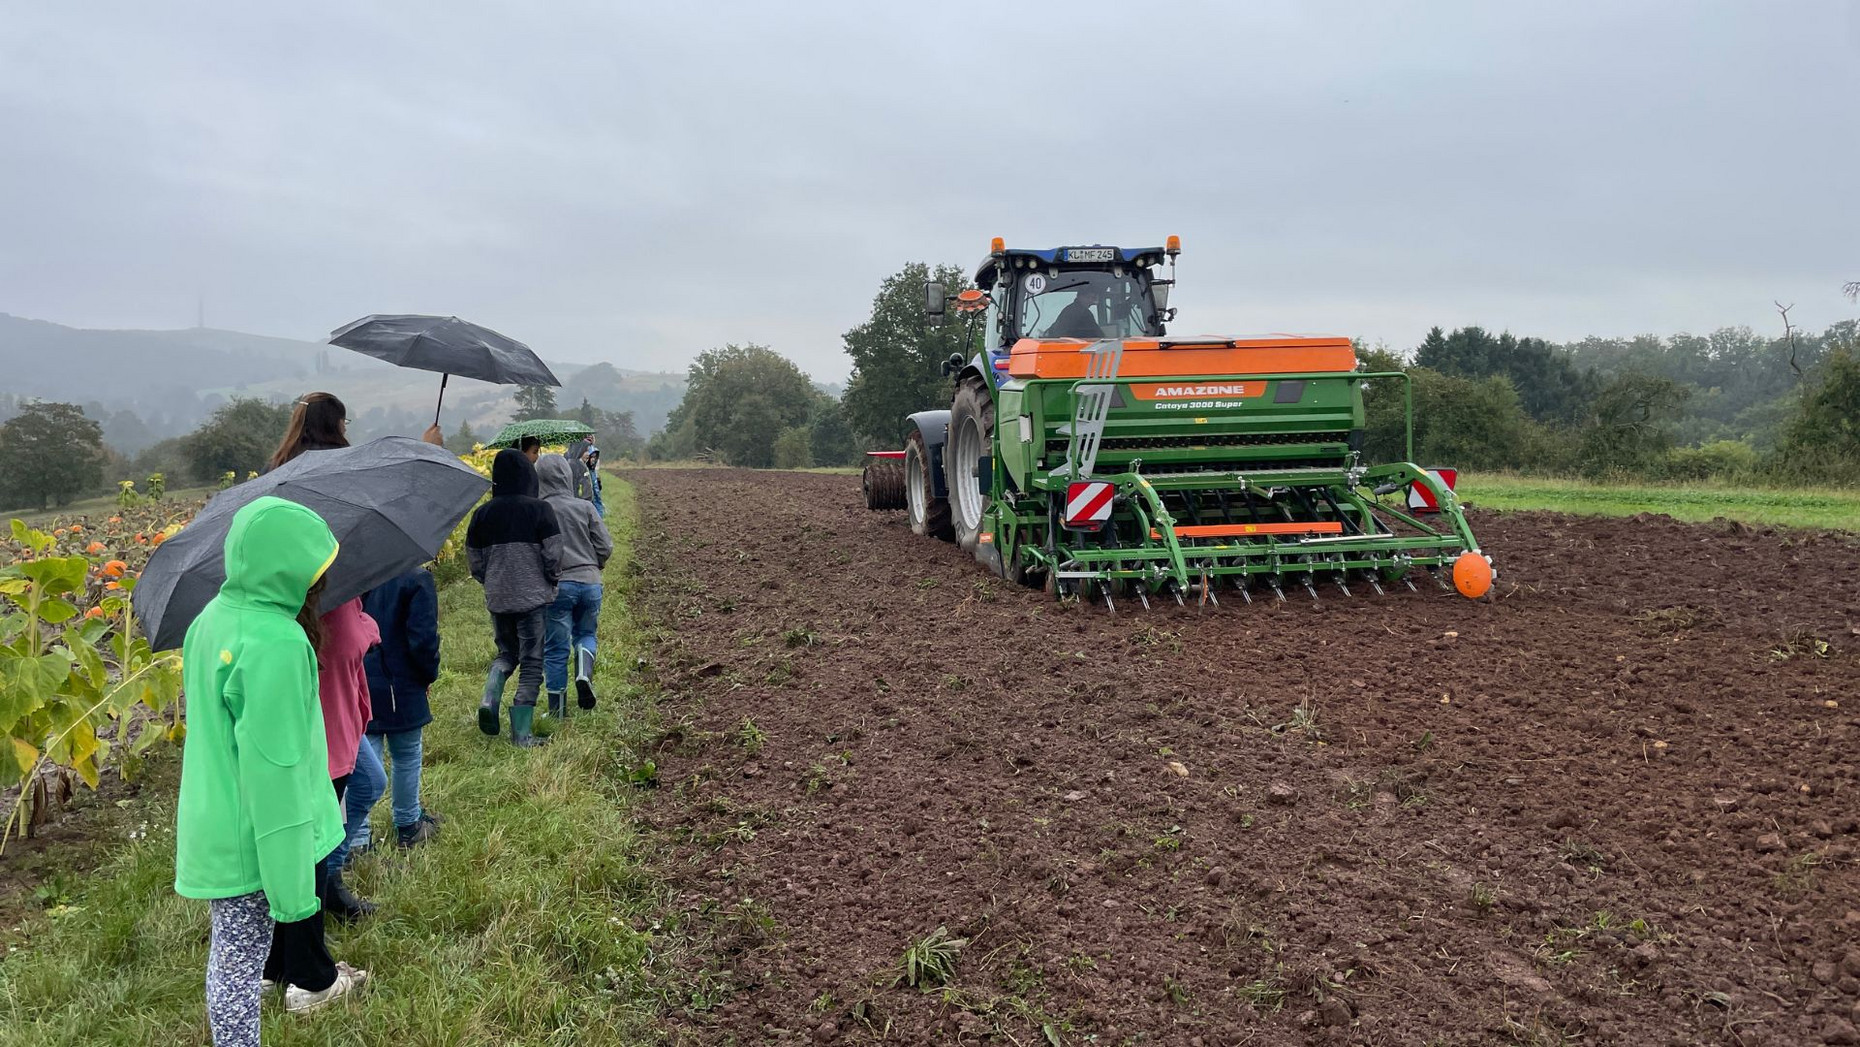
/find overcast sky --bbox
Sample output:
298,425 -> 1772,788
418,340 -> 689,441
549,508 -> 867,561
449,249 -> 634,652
3,1 -> 1857,381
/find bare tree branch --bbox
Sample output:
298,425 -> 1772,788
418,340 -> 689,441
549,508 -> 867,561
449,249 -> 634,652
1776,301 -> 1802,380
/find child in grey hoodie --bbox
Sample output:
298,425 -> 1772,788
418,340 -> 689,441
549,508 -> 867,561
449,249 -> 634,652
467,449 -> 562,747
535,455 -> 612,717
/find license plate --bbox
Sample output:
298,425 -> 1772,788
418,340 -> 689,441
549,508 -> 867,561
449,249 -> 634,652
1064,247 -> 1115,263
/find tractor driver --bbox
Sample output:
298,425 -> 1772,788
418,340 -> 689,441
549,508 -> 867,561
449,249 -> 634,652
1047,290 -> 1103,339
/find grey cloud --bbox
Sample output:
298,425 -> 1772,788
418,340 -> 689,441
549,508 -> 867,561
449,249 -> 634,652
2,0 -> 1856,384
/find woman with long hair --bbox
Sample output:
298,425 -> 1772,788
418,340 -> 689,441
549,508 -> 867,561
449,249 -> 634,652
267,392 -> 351,472
265,391 -> 384,922
267,392 -> 443,472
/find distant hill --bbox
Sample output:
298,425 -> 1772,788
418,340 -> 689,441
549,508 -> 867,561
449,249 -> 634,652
0,314 -> 686,453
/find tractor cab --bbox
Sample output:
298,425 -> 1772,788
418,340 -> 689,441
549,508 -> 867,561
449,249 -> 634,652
928,240 -> 1180,385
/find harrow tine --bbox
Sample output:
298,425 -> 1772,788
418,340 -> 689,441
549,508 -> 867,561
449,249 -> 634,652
1100,581 -> 1116,615
1137,586 -> 1150,610
1303,575 -> 1320,602
1236,581 -> 1253,605
1403,573 -> 1419,593
1335,575 -> 1352,597
1268,578 -> 1286,603
1367,572 -> 1385,596
1431,567 -> 1451,591
1173,584 -> 1185,607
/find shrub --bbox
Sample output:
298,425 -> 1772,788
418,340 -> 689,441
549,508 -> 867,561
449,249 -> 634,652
1660,440 -> 1760,482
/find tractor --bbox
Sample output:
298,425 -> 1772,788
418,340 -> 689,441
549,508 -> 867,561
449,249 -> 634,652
862,237 -> 1494,608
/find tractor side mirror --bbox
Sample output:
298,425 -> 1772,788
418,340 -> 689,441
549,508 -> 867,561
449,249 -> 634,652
941,352 -> 965,377
924,281 -> 947,319
1151,281 -> 1173,318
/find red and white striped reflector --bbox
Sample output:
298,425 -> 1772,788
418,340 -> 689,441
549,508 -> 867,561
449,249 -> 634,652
1065,481 -> 1115,528
1407,468 -> 1458,512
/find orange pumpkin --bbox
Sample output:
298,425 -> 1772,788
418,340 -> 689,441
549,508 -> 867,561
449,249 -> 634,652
86,541 -> 106,554
85,606 -> 105,619
101,560 -> 128,579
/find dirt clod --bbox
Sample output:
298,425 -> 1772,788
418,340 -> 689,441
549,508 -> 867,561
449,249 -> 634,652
1266,782 -> 1297,805
1756,832 -> 1787,853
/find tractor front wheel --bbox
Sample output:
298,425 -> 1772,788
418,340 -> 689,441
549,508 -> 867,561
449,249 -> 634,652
905,428 -> 953,541
946,378 -> 994,553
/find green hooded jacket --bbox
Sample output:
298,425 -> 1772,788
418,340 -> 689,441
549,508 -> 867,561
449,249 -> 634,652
174,496 -> 345,922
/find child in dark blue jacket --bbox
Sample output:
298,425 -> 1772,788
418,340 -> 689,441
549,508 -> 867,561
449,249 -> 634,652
361,567 -> 442,848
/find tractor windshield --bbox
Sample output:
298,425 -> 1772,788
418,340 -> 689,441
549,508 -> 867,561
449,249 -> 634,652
1016,270 -> 1159,341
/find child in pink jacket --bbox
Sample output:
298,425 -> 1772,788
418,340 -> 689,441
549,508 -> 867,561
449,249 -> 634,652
316,597 -> 379,918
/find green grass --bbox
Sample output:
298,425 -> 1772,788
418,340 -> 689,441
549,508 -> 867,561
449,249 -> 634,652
1458,473 -> 1860,532
0,480 -> 677,1045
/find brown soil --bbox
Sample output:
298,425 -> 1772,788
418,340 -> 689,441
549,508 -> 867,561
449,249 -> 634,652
0,761 -> 173,945
629,469 -> 1860,1047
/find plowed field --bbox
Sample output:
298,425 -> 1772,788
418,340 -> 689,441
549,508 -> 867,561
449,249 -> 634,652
629,469 -> 1860,1047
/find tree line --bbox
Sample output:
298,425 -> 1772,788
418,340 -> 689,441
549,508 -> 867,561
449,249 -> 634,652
1358,319 -> 1860,483
656,260 -> 1856,488
0,391 -> 651,512
9,269 -> 1854,506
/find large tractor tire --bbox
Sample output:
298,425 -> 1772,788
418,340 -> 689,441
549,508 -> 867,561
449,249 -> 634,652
863,458 -> 905,510
945,378 -> 995,553
905,428 -> 953,541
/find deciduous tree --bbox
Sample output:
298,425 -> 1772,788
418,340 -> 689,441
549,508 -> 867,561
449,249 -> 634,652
841,262 -> 977,448
180,397 -> 294,482
0,401 -> 105,510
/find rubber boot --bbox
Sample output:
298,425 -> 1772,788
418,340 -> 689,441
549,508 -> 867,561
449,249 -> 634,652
508,705 -> 549,748
479,662 -> 511,736
546,690 -> 567,719
575,647 -> 597,710
322,868 -> 376,922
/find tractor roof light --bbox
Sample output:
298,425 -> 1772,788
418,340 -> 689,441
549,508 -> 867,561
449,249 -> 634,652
991,236 -> 1005,256
1166,235 -> 1181,256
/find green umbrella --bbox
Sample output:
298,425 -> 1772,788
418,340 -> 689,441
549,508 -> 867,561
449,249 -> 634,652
486,419 -> 596,449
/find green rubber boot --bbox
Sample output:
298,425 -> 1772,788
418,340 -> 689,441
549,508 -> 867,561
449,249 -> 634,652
479,662 -> 511,736
508,705 -> 549,748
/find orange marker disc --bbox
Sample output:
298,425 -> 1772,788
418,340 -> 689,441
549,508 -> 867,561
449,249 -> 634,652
1453,552 -> 1493,599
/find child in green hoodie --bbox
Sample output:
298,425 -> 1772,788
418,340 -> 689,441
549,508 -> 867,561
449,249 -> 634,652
174,497 -> 368,1042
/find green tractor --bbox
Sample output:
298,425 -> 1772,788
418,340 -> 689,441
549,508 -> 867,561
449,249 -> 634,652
865,237 -> 1495,608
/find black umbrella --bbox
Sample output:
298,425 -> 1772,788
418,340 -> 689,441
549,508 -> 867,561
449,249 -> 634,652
133,438 -> 489,651
328,314 -> 561,427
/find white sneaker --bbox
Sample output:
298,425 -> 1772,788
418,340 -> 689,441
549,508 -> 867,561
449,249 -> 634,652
283,962 -> 369,1013
261,978 -> 276,993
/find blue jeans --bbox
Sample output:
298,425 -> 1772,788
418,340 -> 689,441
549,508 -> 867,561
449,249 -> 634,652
366,728 -> 425,829
328,737 -> 384,870
589,478 -> 605,519
544,581 -> 603,693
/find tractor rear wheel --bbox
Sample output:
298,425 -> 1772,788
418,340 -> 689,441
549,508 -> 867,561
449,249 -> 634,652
946,378 -> 994,553
905,429 -> 953,541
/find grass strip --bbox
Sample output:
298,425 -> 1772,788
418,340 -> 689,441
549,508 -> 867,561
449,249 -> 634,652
0,478 -> 672,1046
1458,473 -> 1860,532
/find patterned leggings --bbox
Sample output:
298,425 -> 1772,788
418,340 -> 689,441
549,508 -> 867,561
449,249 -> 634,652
207,892 -> 273,1046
